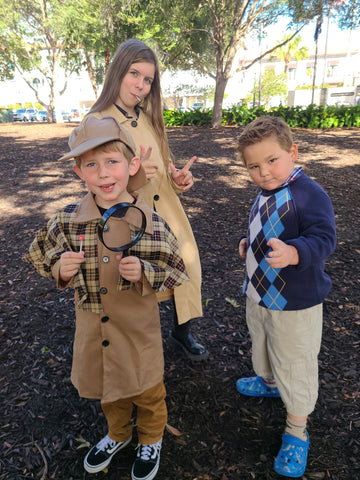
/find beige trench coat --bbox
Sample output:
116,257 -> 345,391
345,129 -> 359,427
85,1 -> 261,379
93,105 -> 203,324
51,195 -> 164,403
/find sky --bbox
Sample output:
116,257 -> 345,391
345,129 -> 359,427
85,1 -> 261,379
257,17 -> 360,56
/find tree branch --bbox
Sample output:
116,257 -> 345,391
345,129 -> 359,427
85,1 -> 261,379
235,24 -> 306,74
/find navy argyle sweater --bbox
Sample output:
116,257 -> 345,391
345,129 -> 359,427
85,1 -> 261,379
243,169 -> 336,310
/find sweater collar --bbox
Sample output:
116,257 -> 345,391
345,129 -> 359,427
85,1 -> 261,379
261,167 -> 304,196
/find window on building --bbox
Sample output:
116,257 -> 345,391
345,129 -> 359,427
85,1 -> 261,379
288,68 -> 296,80
306,62 -> 314,77
327,62 -> 339,78
307,67 -> 315,77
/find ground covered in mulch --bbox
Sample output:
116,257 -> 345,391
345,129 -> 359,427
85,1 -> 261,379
0,122 -> 359,480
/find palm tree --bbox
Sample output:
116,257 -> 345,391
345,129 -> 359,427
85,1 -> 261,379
271,35 -> 309,73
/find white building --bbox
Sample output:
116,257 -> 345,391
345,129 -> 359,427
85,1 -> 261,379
0,68 -> 96,113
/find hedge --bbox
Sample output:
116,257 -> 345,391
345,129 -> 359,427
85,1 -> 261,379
163,104 -> 360,128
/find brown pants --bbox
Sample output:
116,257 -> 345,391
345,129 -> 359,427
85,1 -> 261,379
101,380 -> 167,445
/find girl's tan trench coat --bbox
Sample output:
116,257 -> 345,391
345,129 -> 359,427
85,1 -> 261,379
93,105 -> 203,325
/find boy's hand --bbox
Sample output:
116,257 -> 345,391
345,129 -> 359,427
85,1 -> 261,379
239,238 -> 247,258
170,156 -> 196,192
139,144 -> 158,179
116,254 -> 142,282
266,238 -> 299,268
59,251 -> 85,282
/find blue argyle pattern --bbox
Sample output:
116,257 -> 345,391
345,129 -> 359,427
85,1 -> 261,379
244,187 -> 292,310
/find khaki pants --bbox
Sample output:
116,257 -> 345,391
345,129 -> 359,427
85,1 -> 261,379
101,380 -> 167,445
246,298 -> 323,417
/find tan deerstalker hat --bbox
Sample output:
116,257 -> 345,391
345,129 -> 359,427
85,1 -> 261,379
59,115 -> 147,192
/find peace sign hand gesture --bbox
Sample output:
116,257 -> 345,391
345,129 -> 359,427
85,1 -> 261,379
170,156 -> 197,192
139,145 -> 158,180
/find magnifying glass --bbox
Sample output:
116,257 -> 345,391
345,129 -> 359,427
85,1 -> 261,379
98,202 -> 147,253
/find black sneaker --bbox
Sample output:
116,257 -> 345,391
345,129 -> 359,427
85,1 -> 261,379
84,434 -> 132,473
131,439 -> 162,480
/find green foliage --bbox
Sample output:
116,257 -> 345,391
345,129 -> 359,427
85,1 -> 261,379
271,34 -> 309,72
163,108 -> 213,126
251,69 -> 288,107
63,0 -> 153,91
334,0 -> 360,30
0,0 -> 79,116
1,0 -> 335,129
287,0 -> 334,24
150,0 -> 326,127
221,104 -> 265,125
0,58 -> 15,82
0,108 -> 13,123
163,104 -> 360,129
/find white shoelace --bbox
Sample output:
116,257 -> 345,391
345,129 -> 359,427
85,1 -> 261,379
137,439 -> 162,460
96,435 -> 116,451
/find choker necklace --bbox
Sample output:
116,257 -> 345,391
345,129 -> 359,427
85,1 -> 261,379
114,104 -> 139,127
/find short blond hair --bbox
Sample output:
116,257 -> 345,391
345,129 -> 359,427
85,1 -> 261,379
75,140 -> 134,168
236,116 -> 293,164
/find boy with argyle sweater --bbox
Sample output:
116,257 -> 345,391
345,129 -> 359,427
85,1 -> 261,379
235,116 -> 336,478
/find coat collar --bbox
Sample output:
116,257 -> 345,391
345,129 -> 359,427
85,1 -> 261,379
106,104 -> 135,125
73,192 -> 154,235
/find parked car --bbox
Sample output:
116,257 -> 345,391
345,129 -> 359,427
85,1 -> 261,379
63,108 -> 81,122
30,110 -> 42,121
37,110 -> 48,121
13,108 -> 39,122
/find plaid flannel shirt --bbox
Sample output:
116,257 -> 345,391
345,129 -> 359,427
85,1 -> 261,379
24,193 -> 189,313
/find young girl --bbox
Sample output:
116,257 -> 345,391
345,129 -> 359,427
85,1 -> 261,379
89,38 -> 208,361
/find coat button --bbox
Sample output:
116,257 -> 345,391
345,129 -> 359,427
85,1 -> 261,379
154,194 -> 159,201
102,256 -> 110,263
102,340 -> 110,347
99,287 -> 108,294
101,316 -> 109,323
131,120 -> 138,127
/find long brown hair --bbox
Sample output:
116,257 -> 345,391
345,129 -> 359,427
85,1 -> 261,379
90,39 -> 170,161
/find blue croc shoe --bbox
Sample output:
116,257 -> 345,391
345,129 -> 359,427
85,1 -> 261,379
273,433 -> 310,478
236,376 -> 281,398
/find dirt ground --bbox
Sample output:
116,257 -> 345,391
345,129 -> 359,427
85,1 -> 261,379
0,122 -> 359,480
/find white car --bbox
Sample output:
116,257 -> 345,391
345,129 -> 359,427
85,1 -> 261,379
63,108 -> 81,122
13,108 -> 39,121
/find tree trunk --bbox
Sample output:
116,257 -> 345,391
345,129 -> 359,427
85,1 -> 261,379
85,53 -> 98,98
211,74 -> 227,128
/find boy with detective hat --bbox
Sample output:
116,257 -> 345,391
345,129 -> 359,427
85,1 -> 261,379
24,115 -> 189,480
